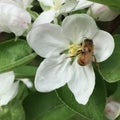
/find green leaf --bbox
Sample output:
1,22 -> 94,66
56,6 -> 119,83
70,114 -> 89,120
116,115 -> 120,120
56,71 -> 106,120
0,39 -> 37,72
99,35 -> 120,82
40,105 -> 74,120
105,81 -> 117,97
111,81 -> 120,102
14,65 -> 37,78
23,92 -> 75,120
0,100 -> 25,120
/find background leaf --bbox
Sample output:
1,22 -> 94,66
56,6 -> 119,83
0,100 -> 25,120
14,65 -> 37,78
0,39 -> 37,72
56,70 -> 106,120
99,34 -> 120,82
116,116 -> 120,120
111,81 -> 120,102
23,91 -> 76,120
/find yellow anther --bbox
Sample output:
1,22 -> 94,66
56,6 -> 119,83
53,0 -> 61,11
68,44 -> 81,56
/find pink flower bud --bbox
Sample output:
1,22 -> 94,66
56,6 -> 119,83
87,3 -> 119,21
105,100 -> 120,120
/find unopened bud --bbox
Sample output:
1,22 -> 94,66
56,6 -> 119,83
87,3 -> 119,21
105,101 -> 120,120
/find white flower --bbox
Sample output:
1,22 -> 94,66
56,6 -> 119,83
56,0 -> 93,12
0,71 -> 19,106
0,0 -> 33,9
0,1 -> 31,36
33,0 -> 64,26
105,100 -> 120,120
87,3 -> 119,21
0,71 -> 33,106
33,0 -> 93,26
11,0 -> 34,9
27,14 -> 114,105
70,0 -> 118,21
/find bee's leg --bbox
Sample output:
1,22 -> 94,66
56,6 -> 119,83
66,55 -> 76,58
76,50 -> 83,55
93,55 -> 99,68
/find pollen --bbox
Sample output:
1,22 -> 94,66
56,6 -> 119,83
68,44 -> 82,57
53,0 -> 61,11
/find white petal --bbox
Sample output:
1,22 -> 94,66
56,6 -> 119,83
22,0 -> 34,8
68,60 -> 95,105
19,78 -> 33,88
13,0 -> 34,9
0,82 -> 19,106
0,0 -> 33,9
60,0 -> 78,13
0,0 -> 19,6
27,23 -> 69,58
0,71 -> 15,95
62,14 -> 98,44
75,0 -> 93,11
93,30 -> 115,62
33,10 -> 56,27
0,2 -> 31,36
35,55 -> 73,92
38,0 -> 54,7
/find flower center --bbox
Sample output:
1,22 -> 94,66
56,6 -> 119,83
68,44 -> 82,57
67,39 -> 94,66
53,0 -> 62,11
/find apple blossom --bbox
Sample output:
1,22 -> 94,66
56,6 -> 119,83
27,14 -> 114,105
68,0 -> 119,21
0,71 -> 33,106
87,3 -> 119,21
105,100 -> 120,120
33,0 -> 79,26
0,0 -> 33,9
33,0 -> 93,26
32,0 -> 64,26
0,1 -> 31,36
11,0 -> 34,9
0,71 -> 19,106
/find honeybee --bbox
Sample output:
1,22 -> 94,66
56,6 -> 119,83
77,39 -> 94,66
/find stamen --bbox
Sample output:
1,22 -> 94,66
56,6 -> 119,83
68,44 -> 82,57
53,0 -> 61,11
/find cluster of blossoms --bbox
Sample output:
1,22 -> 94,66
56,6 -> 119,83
0,0 -> 120,120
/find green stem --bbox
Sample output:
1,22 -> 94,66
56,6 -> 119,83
53,17 -> 58,24
14,36 -> 19,41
